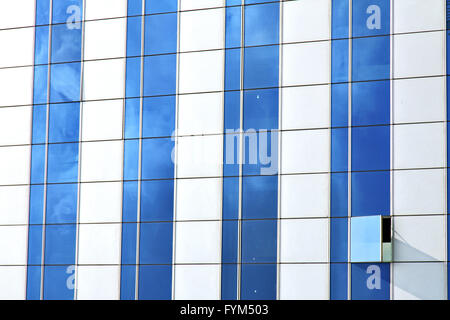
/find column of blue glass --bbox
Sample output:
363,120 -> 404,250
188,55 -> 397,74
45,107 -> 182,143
330,0 -> 349,301
42,0 -> 83,300
121,0 -> 143,300
446,0 -> 450,300
350,0 -> 390,300
222,0 -> 241,300
138,0 -> 177,300
240,0 -> 279,300
27,0 -> 51,300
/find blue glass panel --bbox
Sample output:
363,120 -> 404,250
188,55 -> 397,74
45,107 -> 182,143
225,49 -> 241,91
331,173 -> 348,218
139,222 -> 173,264
125,58 -> 141,99
222,177 -> 239,220
31,145 -> 46,184
331,128 -> 348,172
224,91 -> 240,131
352,36 -> 390,82
331,39 -> 349,83
352,0 -> 390,37
126,16 -> 142,57
222,220 -> 238,263
140,180 -> 174,222
124,98 -> 140,139
123,139 -> 139,181
144,13 -> 177,55
142,96 -> 175,138
121,223 -> 137,265
223,133 -> 240,177
330,263 -> 348,300
36,0 -> 51,26
49,62 -> 81,103
143,54 -> 176,96
352,171 -> 390,217
351,215 -> 382,262
128,0 -> 143,16
331,83 -> 348,128
29,185 -> 45,225
43,266 -> 75,300
351,263 -> 390,300
244,45 -> 279,89
242,176 -> 277,219
32,104 -> 47,144
51,23 -> 82,63
352,81 -> 390,126
48,103 -> 80,143
227,0 -> 241,5
241,220 -> 277,263
47,142 -> 79,184
33,65 -> 49,106
241,264 -> 276,300
244,2 -> 279,46
138,265 -> 172,300
243,89 -> 278,130
352,126 -> 390,171
122,181 -> 138,223
26,266 -> 42,300
120,265 -> 136,300
145,0 -> 177,14
221,264 -> 238,300
44,224 -> 76,265
35,26 -> 50,65
331,218 -> 348,263
46,183 -> 78,224
141,138 -> 174,180
245,0 -> 274,4
52,0 -> 83,25
27,225 -> 43,265
331,0 -> 349,39
225,6 -> 241,49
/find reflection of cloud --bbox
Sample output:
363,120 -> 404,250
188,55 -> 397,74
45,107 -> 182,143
50,62 -> 81,102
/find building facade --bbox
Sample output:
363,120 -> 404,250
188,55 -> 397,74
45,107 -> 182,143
0,0 -> 447,300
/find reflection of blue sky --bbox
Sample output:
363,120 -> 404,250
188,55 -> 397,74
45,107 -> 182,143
352,0 -> 390,37
241,220 -> 277,263
352,171 -> 390,217
139,222 -> 173,264
50,62 -> 81,103
226,6 -> 241,48
242,175 -> 278,219
49,103 -> 80,143
140,180 -> 174,222
244,2 -> 279,46
145,0 -> 177,14
141,138 -> 174,180
143,54 -> 177,96
52,0 -> 82,24
352,80 -> 390,126
144,13 -> 177,55
351,216 -> 382,262
143,96 -> 175,138
46,183 -> 78,224
244,45 -> 279,89
352,125 -> 390,171
51,24 -> 82,63
47,142 -> 79,183
352,36 -> 390,81
34,26 -> 49,65
244,89 -> 278,130
44,224 -> 76,264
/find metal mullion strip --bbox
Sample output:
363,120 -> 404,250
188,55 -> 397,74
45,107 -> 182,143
327,0 -> 332,300
237,0 -> 245,301
134,0 -> 146,300
39,0 -> 53,300
171,0 -> 182,300
74,0 -> 87,301
347,0 -> 352,301
218,0 -> 226,300
25,0 -> 38,300
276,0 -> 283,301
117,0 -> 129,302
389,0 -> 394,300
445,3 -> 449,300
